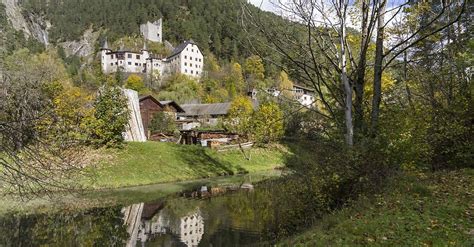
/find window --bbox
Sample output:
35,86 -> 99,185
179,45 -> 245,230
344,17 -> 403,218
199,58 -> 202,62
191,49 -> 194,52
191,70 -> 193,74
190,56 -> 192,60
135,63 -> 138,66
115,62 -> 118,65
119,61 -> 122,64
128,62 -> 131,65
136,55 -> 140,59
190,63 -> 193,67
195,64 -> 198,68
185,69 -> 188,73
128,54 -> 132,58
186,48 -> 188,51
196,71 -> 199,75
184,62 -> 187,66
111,54 -> 114,59
185,55 -> 187,59
110,63 -> 113,66
195,58 -> 197,61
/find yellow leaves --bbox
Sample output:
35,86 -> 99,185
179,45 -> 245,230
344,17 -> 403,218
244,55 -> 265,81
364,70 -> 396,100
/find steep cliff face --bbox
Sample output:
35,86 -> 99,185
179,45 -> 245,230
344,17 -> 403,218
1,0 -> 50,45
60,28 -> 99,59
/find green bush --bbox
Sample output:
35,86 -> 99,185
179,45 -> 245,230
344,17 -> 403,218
88,86 -> 129,147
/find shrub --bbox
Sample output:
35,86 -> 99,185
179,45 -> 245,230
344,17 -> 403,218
149,112 -> 177,135
88,86 -> 129,147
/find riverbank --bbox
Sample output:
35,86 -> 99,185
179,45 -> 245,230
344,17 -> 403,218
280,168 -> 474,246
88,141 -> 287,189
0,169 -> 282,215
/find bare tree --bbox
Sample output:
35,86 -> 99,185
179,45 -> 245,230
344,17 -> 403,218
0,50 -> 90,199
242,0 -> 467,143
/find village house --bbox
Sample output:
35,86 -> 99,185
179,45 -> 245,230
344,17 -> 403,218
138,95 -> 184,137
178,102 -> 232,130
251,84 -> 316,107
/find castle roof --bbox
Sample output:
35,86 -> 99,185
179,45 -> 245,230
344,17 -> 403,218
167,40 -> 197,59
101,38 -> 110,50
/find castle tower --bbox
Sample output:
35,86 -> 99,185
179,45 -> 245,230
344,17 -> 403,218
140,18 -> 163,43
100,38 -> 112,73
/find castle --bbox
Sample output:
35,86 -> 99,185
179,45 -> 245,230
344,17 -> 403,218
100,19 -> 204,78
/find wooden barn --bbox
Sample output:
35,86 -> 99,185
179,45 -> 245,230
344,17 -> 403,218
139,95 -> 185,136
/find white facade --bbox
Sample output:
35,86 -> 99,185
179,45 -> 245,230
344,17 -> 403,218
101,49 -> 148,74
140,18 -> 163,43
165,41 -> 204,77
263,85 -> 315,108
101,40 -> 203,79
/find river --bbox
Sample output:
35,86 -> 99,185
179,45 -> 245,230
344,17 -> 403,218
0,177 -> 308,246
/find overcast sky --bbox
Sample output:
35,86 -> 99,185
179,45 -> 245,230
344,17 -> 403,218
248,0 -> 276,12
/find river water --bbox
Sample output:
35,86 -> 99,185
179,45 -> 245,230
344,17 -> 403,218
0,181 -> 301,246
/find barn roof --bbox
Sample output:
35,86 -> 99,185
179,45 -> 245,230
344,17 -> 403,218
179,100 -> 259,117
159,101 -> 185,113
139,95 -> 185,113
179,102 -> 231,117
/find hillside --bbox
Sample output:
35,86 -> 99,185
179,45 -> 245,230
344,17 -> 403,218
3,0 -> 279,62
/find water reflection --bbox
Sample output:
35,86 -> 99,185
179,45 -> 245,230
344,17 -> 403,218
0,183 -> 284,246
124,202 -> 204,247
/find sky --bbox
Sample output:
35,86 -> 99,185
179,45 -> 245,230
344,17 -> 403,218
248,0 -> 276,12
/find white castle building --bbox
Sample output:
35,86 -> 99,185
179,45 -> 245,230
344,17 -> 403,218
100,19 -> 204,78
100,39 -> 203,78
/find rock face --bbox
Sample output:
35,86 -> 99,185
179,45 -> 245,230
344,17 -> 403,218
2,0 -> 50,45
60,28 -> 99,58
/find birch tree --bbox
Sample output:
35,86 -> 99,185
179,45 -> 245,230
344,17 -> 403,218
243,0 -> 467,144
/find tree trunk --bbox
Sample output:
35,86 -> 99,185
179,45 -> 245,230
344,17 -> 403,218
370,0 -> 387,135
340,0 -> 353,146
354,0 -> 369,136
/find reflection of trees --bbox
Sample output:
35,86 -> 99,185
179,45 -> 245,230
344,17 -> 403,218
0,207 -> 128,246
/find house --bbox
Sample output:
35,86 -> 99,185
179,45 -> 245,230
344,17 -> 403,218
178,102 -> 231,130
293,84 -> 316,107
138,95 -> 184,136
251,84 -> 316,107
163,40 -> 204,77
178,101 -> 259,130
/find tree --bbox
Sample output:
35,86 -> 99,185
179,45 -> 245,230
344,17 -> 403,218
225,62 -> 245,98
0,49 -> 89,197
277,71 -> 294,99
243,0 -> 467,145
124,74 -> 147,94
149,111 -> 177,135
89,86 -> 129,147
244,55 -> 265,86
252,102 -> 284,144
225,96 -> 254,139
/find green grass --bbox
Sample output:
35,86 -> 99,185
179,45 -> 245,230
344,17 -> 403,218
280,168 -> 474,246
88,141 -> 286,189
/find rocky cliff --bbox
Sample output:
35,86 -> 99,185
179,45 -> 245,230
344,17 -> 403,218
2,0 -> 50,45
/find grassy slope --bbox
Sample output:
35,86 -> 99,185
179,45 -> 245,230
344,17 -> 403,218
281,169 -> 474,246
88,142 -> 286,189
